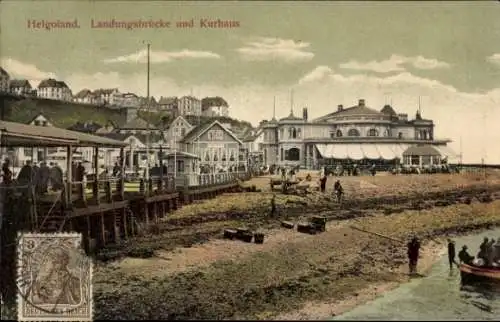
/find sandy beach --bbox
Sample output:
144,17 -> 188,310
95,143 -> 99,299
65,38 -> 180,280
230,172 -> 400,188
92,172 -> 500,320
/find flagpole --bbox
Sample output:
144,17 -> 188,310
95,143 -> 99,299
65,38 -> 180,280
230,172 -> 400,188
145,42 -> 151,188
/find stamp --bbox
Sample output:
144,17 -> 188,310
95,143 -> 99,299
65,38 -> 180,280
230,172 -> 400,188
16,233 -> 93,321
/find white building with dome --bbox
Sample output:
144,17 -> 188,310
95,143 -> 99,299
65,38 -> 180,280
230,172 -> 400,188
255,98 -> 457,169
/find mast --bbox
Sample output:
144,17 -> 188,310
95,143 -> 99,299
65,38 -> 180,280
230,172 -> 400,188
145,42 -> 151,186
290,88 -> 294,116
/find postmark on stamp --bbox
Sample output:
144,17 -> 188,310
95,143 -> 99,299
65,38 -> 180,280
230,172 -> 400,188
16,232 -> 93,321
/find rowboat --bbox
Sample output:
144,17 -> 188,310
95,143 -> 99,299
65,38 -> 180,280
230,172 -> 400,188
459,263 -> 500,285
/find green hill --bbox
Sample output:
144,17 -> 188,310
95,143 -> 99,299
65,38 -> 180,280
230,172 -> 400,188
0,94 -> 126,128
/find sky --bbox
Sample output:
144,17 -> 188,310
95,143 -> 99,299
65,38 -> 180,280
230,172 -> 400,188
1,1 -> 500,163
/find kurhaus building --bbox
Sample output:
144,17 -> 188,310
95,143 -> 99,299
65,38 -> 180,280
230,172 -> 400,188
258,99 -> 455,168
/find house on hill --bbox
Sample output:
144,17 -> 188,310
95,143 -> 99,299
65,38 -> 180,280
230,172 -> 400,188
93,88 -> 119,106
0,67 -> 10,93
158,96 -> 178,110
73,89 -> 99,105
201,96 -> 229,117
178,96 -> 202,116
37,78 -> 72,101
115,92 -> 140,108
117,116 -> 162,136
179,120 -> 246,173
9,79 -> 33,96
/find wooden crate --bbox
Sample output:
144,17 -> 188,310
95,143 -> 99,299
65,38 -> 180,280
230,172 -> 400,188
223,229 -> 237,240
281,221 -> 295,229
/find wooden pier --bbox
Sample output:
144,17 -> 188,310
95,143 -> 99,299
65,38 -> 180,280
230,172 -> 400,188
0,120 -> 250,254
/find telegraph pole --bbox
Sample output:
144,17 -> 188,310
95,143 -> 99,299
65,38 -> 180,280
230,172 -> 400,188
145,42 -> 151,186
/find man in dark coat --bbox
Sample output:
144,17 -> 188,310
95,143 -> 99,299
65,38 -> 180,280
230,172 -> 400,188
49,163 -> 64,191
407,236 -> 421,275
319,169 -> 327,193
447,239 -> 457,270
458,245 -> 474,265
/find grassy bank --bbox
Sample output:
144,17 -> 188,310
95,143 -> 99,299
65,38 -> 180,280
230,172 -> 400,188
93,199 -> 500,320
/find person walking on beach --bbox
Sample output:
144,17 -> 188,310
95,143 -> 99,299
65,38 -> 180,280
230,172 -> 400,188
270,194 -> 277,217
447,239 -> 457,270
319,168 -> 327,193
407,236 -> 421,275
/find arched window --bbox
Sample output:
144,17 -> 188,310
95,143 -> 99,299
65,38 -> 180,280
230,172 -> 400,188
297,128 -> 301,138
205,151 -> 210,161
336,130 -> 343,137
229,151 -> 235,161
347,128 -> 360,137
213,151 -> 218,161
286,148 -> 300,161
222,152 -> 226,161
368,129 -> 378,137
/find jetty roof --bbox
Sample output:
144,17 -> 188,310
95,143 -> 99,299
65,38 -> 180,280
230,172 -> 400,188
0,120 -> 128,147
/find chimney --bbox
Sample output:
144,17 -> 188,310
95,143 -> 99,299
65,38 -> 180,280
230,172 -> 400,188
358,99 -> 365,106
302,107 -> 308,121
337,104 -> 343,112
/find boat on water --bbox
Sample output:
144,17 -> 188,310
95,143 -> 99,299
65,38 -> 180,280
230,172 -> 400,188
459,262 -> 500,285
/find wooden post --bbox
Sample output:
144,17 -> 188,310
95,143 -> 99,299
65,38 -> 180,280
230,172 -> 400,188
100,213 -> 106,247
122,208 -> 128,239
93,146 -> 99,204
119,147 -> 125,200
66,146 -> 73,205
104,181 -> 112,202
158,145 -> 163,191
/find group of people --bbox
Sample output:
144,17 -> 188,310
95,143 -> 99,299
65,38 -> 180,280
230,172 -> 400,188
447,237 -> 500,269
318,167 -> 344,202
1,159 -> 65,194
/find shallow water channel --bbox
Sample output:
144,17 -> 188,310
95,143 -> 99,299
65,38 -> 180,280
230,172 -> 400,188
333,228 -> 500,320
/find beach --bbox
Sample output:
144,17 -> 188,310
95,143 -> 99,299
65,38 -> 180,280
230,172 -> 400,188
91,171 -> 500,320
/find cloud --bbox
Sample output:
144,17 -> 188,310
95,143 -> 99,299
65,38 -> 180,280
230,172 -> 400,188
339,54 -> 451,73
295,65 -> 499,164
298,66 -> 333,84
1,58 -> 56,85
103,49 -> 222,64
7,58 -> 498,164
487,53 -> 500,66
236,37 -> 314,63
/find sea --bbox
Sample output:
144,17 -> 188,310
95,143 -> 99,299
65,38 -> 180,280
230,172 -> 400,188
333,228 -> 500,321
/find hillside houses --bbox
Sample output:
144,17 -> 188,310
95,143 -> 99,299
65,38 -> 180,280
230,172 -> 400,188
9,79 -> 33,96
37,78 -> 72,101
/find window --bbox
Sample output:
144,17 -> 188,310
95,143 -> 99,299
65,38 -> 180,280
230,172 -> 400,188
398,132 -> 403,139
289,127 -> 297,139
336,130 -> 343,137
34,120 -> 40,126
280,147 -> 284,161
330,132 -> 335,139
176,160 -> 185,173
279,128 -> 284,139
230,151 -> 235,161
297,128 -> 302,138
222,152 -> 227,161
207,130 -> 224,141
286,148 -> 300,161
213,151 -> 218,161
368,129 -> 378,137
411,155 -> 419,165
181,128 -> 186,136
347,128 -> 360,137
205,151 -> 210,161
42,121 -> 48,127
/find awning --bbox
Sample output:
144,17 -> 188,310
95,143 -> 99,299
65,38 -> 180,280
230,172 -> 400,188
316,143 -> 401,160
392,143 -> 410,158
361,145 -> 381,159
434,145 -> 460,160
375,144 -> 397,160
347,144 -> 364,160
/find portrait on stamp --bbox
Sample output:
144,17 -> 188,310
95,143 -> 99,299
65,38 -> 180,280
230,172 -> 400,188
16,233 -> 93,321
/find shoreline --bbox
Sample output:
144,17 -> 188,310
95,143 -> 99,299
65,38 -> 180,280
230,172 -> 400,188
274,239 -> 448,320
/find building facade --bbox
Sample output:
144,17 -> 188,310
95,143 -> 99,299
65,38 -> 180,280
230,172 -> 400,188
164,115 -> 194,151
0,68 -> 9,93
114,92 -> 140,108
73,89 -> 99,105
180,120 -> 246,172
93,88 -> 120,106
37,78 -> 72,101
202,105 -> 229,117
9,79 -> 32,96
254,99 -> 452,169
178,96 -> 202,116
